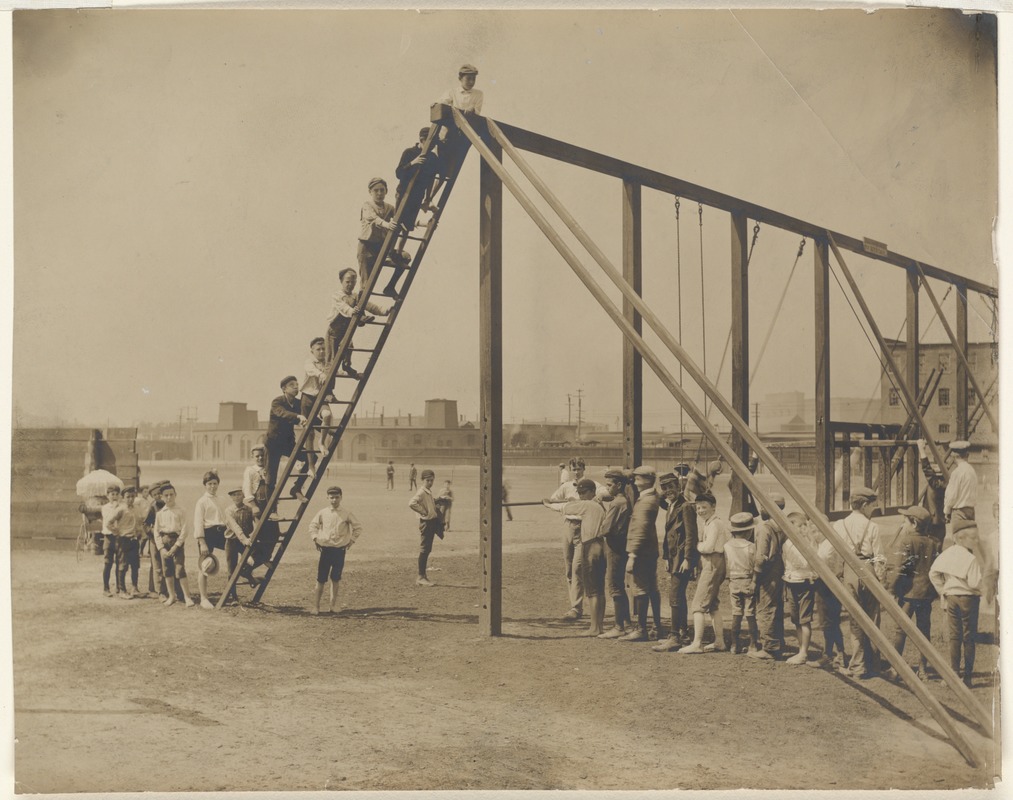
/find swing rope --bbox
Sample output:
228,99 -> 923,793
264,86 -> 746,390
748,237 -> 806,385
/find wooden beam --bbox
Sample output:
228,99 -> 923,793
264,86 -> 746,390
622,181 -> 643,469
730,212 -> 749,513
458,111 -> 991,745
827,235 -> 950,482
492,118 -> 996,299
905,269 -> 920,504
956,284 -> 969,439
478,137 -> 503,637
814,238 -> 834,513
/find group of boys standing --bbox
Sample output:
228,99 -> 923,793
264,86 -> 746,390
544,439 -> 990,688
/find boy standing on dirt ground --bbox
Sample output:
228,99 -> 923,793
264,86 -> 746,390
622,466 -> 663,642
114,487 -> 146,599
409,469 -> 442,587
100,485 -> 124,597
194,470 -> 227,610
386,460 -> 396,491
154,484 -> 195,608
929,518 -> 983,689
308,486 -> 363,615
144,481 -> 169,599
223,487 -> 255,602
409,463 -> 418,491
724,512 -> 761,656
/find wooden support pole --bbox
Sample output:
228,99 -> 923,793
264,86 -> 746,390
730,212 -> 750,513
956,284 -> 969,439
814,238 -> 834,513
479,137 -> 503,637
905,269 -> 920,505
622,181 -> 643,469
827,236 -> 950,482
459,110 -> 991,747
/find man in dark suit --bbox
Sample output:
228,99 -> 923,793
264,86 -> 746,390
266,375 -> 310,504
653,472 -> 698,651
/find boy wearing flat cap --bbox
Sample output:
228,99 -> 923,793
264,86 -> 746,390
437,64 -> 484,115
409,469 -> 442,586
832,486 -> 886,679
599,469 -> 634,637
724,511 -> 761,655
266,376 -> 310,505
308,486 -> 362,615
357,177 -> 401,289
653,472 -> 696,651
887,506 -> 941,680
930,518 -> 982,687
621,466 -> 663,642
752,493 -> 787,659
223,487 -> 255,600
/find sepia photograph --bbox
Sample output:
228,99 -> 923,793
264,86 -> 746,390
7,5 -> 1004,794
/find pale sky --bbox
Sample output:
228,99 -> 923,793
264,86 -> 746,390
12,8 -> 999,429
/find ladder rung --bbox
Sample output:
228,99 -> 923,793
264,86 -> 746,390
404,234 -> 427,242
347,347 -> 375,353
360,319 -> 388,326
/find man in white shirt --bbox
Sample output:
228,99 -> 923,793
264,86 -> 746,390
832,486 -> 886,679
942,440 -> 978,542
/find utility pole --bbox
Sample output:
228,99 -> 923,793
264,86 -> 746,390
576,388 -> 584,441
753,401 -> 760,433
567,393 -> 572,427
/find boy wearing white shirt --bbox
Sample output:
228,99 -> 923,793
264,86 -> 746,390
308,486 -> 363,615
154,485 -> 195,608
194,470 -> 226,610
929,518 -> 983,688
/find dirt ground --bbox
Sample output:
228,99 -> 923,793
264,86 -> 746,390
11,461 -> 1001,793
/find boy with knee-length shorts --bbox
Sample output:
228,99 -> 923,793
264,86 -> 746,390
154,484 -> 195,608
114,487 -> 145,599
309,486 -> 362,615
680,492 -> 730,653
194,470 -> 227,609
100,485 -> 124,597
724,512 -> 761,655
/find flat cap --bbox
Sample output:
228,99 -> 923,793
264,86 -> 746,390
730,512 -> 755,532
632,465 -> 657,478
368,177 -> 387,190
695,491 -> 717,506
251,444 -> 266,453
575,478 -> 596,494
421,469 -> 435,479
851,486 -> 878,501
949,440 -> 971,452
280,375 -> 298,389
458,63 -> 479,75
228,488 -> 244,497
604,468 -> 629,481
902,506 -> 930,523
326,486 -> 342,496
658,472 -> 680,485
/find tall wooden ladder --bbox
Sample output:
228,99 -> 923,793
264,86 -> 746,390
215,120 -> 470,608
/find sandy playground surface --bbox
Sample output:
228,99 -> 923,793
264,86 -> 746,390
11,461 -> 1001,792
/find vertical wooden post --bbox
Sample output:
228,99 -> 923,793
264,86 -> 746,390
905,270 -> 919,505
730,212 -> 750,513
479,138 -> 503,637
622,181 -> 643,469
956,284 -> 969,440
814,238 -> 834,513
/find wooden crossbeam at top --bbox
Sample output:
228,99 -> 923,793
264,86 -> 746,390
491,119 -> 997,299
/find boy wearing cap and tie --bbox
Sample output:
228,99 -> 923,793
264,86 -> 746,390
943,440 -> 978,543
409,469 -> 442,586
599,469 -> 634,638
930,518 -> 983,688
194,470 -> 227,610
724,512 -> 762,656
680,491 -> 730,653
266,375 -> 310,504
224,487 -> 255,600
887,506 -> 941,680
308,486 -> 363,615
653,471 -> 696,651
833,486 -> 886,679
621,466 -> 662,642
